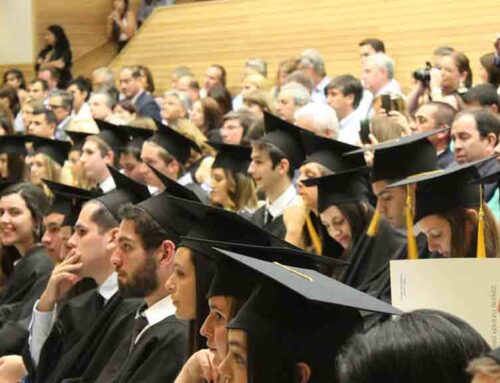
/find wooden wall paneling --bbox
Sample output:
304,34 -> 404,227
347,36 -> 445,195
109,0 -> 500,95
0,64 -> 35,83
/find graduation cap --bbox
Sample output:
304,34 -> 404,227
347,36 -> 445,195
27,135 -> 71,165
43,179 -> 102,227
0,135 -> 27,156
126,125 -> 155,152
94,119 -> 132,154
300,131 -> 365,172
146,163 -> 201,202
150,121 -> 200,165
94,166 -> 150,220
301,167 -> 371,213
134,190 -> 195,243
66,130 -> 92,152
208,141 -> 252,175
261,112 -> 308,169
347,129 -> 443,182
221,249 -> 402,376
389,158 -> 487,258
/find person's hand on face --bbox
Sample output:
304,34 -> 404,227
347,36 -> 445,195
37,249 -> 83,312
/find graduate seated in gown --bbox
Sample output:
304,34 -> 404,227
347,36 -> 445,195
337,309 -> 490,383
248,112 -> 306,240
388,158 -> 499,258
23,168 -> 150,383
215,247 -> 401,383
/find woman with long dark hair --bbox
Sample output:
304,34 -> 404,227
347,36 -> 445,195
107,0 -> 137,52
3,68 -> 28,102
35,25 -> 73,88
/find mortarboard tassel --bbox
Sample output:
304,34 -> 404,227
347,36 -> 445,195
304,210 -> 322,255
477,185 -> 486,259
405,184 -> 418,260
367,209 -> 381,237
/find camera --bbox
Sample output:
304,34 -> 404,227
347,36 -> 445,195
413,61 -> 432,83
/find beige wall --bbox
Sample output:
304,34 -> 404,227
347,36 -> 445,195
0,0 -> 33,64
109,0 -> 500,94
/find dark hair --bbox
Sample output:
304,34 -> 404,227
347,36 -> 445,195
32,106 -> 57,126
446,51 -> 473,89
463,84 -> 500,110
67,76 -> 92,101
0,116 -> 14,136
456,109 -> 500,143
0,182 -> 49,241
358,38 -> 385,53
326,75 -> 364,109
426,101 -> 457,128
115,99 -> 138,115
222,110 -> 255,143
47,25 -> 71,53
337,309 -> 490,383
480,53 -> 500,88
30,78 -> 49,92
120,140 -> 142,162
253,140 -> 294,179
88,202 -> 119,234
2,69 -> 27,90
0,86 -> 20,116
199,97 -> 223,132
114,0 -> 130,18
208,85 -> 232,115
336,202 -> 374,251
210,64 -> 227,87
186,248 -> 216,357
138,65 -> 155,94
119,204 -> 169,251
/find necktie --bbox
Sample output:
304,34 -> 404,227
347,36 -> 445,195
129,307 -> 149,353
264,209 -> 273,225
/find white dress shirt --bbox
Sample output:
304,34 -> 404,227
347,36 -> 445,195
133,295 -> 176,345
338,111 -> 361,145
100,175 -> 116,193
29,273 -> 118,366
311,76 -> 332,104
266,184 -> 297,221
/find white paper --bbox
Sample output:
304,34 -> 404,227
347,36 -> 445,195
390,258 -> 500,347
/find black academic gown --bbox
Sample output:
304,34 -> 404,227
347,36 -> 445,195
24,286 -> 140,383
75,313 -> 188,383
0,246 -> 53,355
249,205 -> 287,239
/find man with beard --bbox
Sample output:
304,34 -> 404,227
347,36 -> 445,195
74,190 -> 192,383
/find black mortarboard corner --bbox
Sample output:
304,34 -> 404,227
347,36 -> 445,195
221,250 -> 402,378
208,141 -> 252,175
95,166 -> 150,221
94,119 -> 132,155
261,112 -> 309,169
147,163 -> 201,202
66,130 -> 92,152
27,135 -> 71,166
0,135 -> 27,156
135,190 -> 195,243
347,129 -> 445,181
300,131 -> 365,172
388,158 -> 484,222
302,167 -> 371,213
43,179 -> 102,227
150,121 -> 200,164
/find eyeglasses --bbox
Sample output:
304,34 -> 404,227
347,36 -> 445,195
48,104 -> 64,110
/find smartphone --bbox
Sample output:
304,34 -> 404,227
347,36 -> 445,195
359,119 -> 371,145
381,94 -> 392,113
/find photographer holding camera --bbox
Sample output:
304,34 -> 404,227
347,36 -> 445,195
407,48 -> 471,114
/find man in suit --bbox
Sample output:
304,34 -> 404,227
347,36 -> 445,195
119,66 -> 161,121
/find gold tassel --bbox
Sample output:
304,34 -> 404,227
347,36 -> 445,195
305,210 -> 322,255
405,184 -> 418,260
367,209 -> 381,237
477,185 -> 486,258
